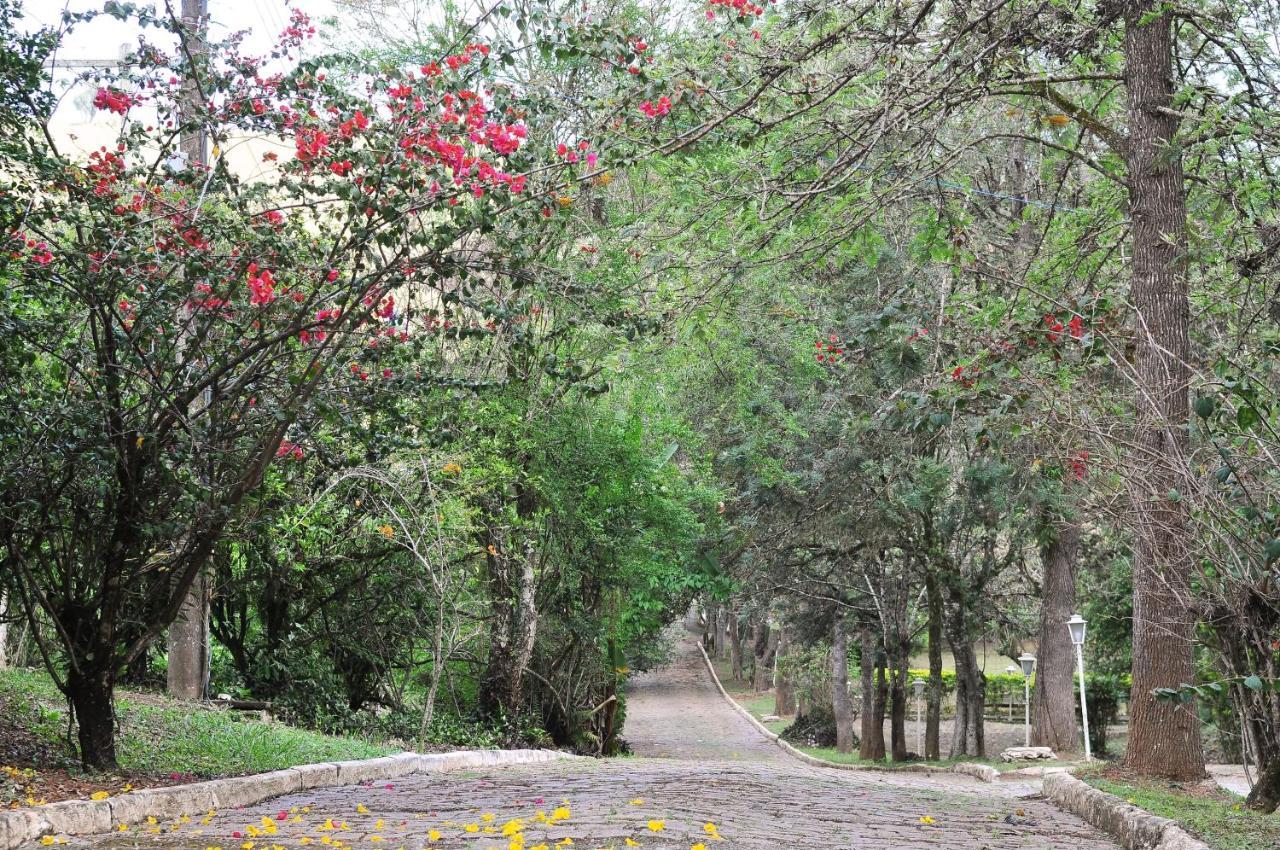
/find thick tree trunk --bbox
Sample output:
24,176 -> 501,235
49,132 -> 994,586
774,628 -> 796,716
1120,0 -> 1205,782
1247,753 -> 1280,813
1034,520 -> 1080,753
889,642 -> 908,761
859,627 -> 884,760
949,640 -> 985,757
67,668 -> 117,770
924,569 -> 943,760
478,533 -> 538,720
167,568 -> 209,699
831,615 -> 855,753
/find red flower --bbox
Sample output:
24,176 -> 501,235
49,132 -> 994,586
247,264 -> 277,306
639,96 -> 672,118
93,88 -> 134,114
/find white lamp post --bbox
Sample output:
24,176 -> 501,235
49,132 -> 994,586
1067,614 -> 1092,761
1018,652 -> 1036,747
1005,664 -> 1017,721
912,678 -> 926,758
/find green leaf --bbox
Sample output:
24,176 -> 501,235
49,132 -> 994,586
1193,396 -> 1215,418
1243,675 -> 1263,691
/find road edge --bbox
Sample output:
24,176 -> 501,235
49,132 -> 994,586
0,749 -> 574,850
1042,772 -> 1210,850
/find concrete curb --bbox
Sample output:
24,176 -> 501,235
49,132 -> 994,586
1042,771 -> 1210,850
695,639 -> 987,782
1,749 -> 571,850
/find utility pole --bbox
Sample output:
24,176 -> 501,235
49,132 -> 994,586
166,0 -> 211,701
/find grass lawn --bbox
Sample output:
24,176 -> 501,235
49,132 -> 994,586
0,666 -> 394,802
1082,773 -> 1280,850
708,657 -> 793,734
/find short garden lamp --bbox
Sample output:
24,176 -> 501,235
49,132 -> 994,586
1066,614 -> 1092,761
912,678 -> 926,758
1017,653 -> 1036,746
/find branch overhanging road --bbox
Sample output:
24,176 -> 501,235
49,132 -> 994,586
60,637 -> 1118,850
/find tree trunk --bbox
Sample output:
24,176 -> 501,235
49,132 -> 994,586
873,657 -> 888,758
924,569 -> 943,760
831,615 -> 854,753
478,530 -> 538,720
752,621 -> 777,692
418,610 -> 446,745
1034,520 -> 1080,753
714,607 -> 727,659
774,628 -> 796,716
729,611 -> 744,682
167,568 -> 209,699
859,627 -> 884,760
1120,0 -> 1205,782
949,640 -> 985,757
66,668 -> 117,770
0,592 -> 8,668
1247,753 -> 1280,814
889,641 -> 908,761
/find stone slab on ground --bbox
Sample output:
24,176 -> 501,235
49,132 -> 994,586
1001,746 -> 1058,762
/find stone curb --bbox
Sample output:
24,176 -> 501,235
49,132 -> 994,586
0,749 -> 571,850
1042,771 -> 1210,850
952,762 -> 1000,783
695,640 -> 990,782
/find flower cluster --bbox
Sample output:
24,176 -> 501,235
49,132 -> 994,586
1042,312 -> 1087,343
639,96 -> 672,118
707,0 -> 766,19
1070,450 -> 1090,481
92,87 -> 134,114
815,334 -> 844,364
950,364 -> 979,388
246,264 -> 278,306
275,441 -> 304,461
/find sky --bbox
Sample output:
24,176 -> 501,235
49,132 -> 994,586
22,0 -> 340,63
21,0 -> 342,165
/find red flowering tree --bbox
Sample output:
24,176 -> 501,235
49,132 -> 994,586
0,2 -> 640,768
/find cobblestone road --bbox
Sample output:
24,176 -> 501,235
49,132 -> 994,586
59,636 -> 1119,850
